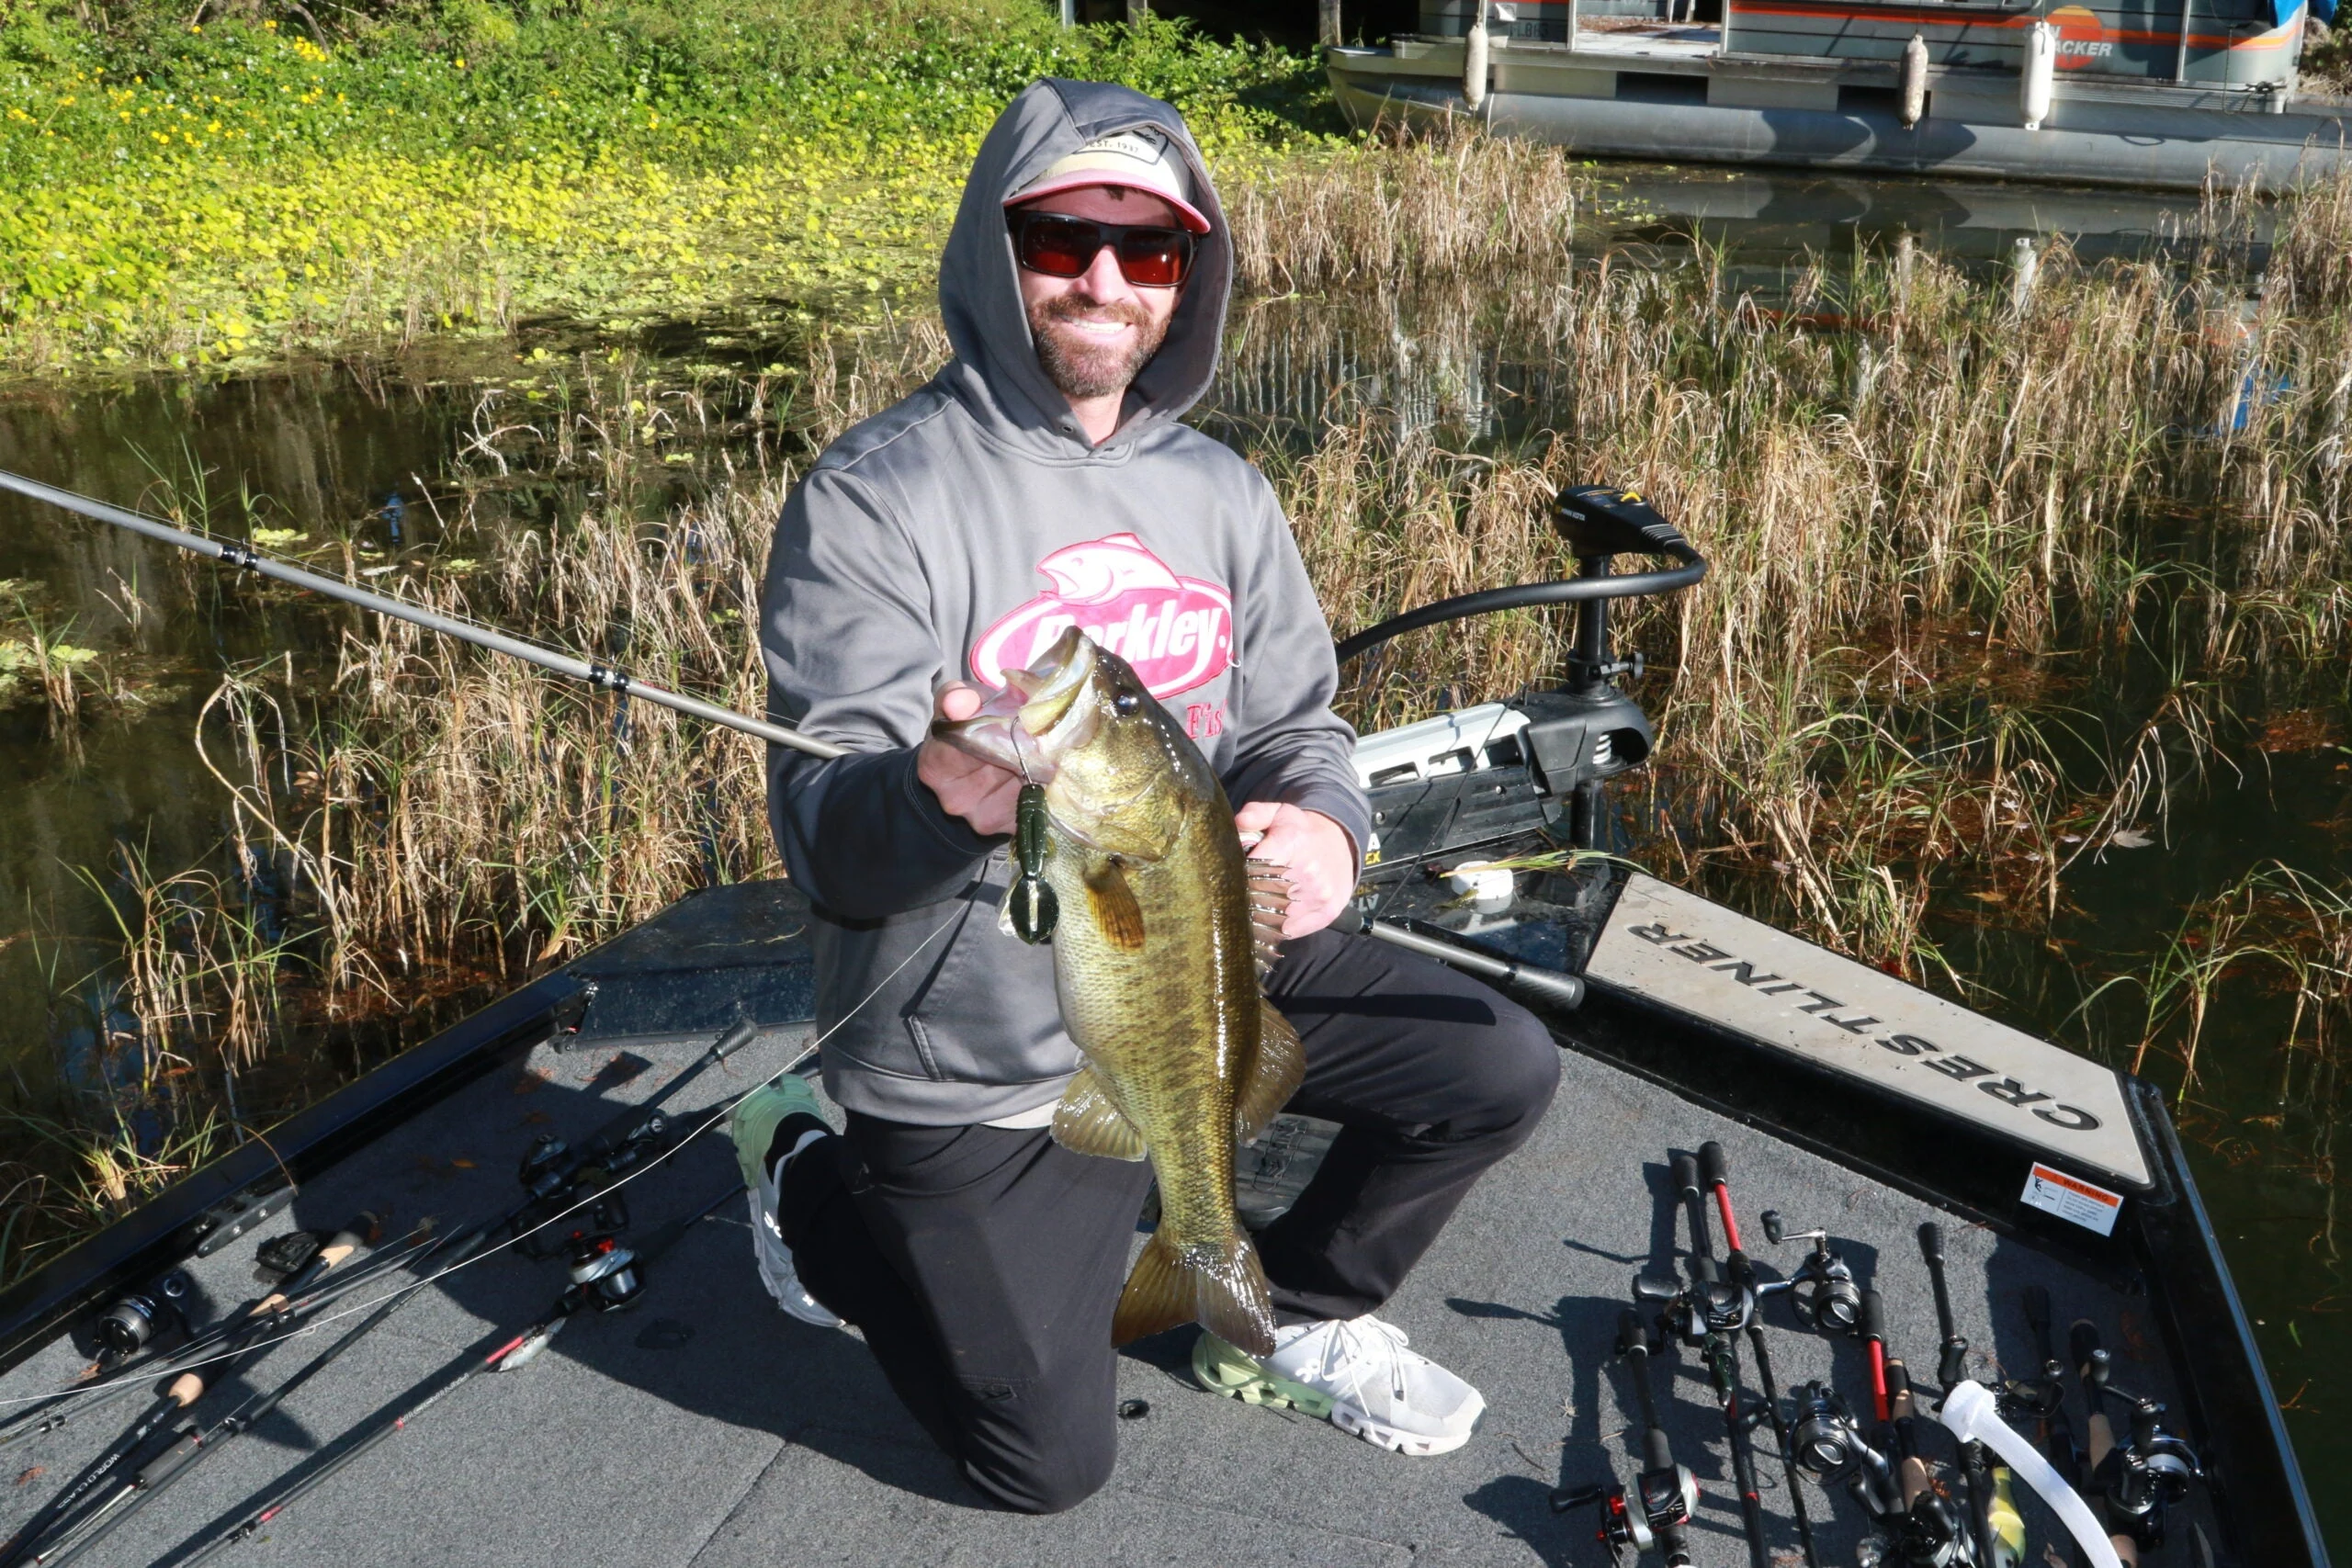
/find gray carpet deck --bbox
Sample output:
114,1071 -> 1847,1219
0,1023 -> 2183,1568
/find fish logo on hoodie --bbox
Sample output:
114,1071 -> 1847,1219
970,535 -> 1232,700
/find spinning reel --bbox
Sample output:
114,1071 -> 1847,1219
1758,1211 -> 1864,1335
1789,1382 -> 1898,1517
2076,1334 -> 2201,1551
553,1198 -> 645,1314
91,1270 -> 193,1361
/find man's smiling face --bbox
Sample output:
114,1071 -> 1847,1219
1013,185 -> 1184,403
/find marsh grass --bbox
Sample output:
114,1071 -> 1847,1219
11,134 -> 2352,1279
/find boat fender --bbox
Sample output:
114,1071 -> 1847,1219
2021,23 -> 2056,130
1901,33 -> 1929,126
1938,1381 -> 2124,1568
1464,3 -> 1489,113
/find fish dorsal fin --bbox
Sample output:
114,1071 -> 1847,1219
1051,1066 -> 1148,1161
1085,858 -> 1147,951
1235,1001 -> 1306,1145
1244,857 -> 1289,978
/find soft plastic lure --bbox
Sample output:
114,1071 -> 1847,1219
1008,784 -> 1057,943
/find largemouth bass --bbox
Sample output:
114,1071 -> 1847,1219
939,626 -> 1303,1357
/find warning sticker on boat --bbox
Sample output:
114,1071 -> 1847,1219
2021,1163 -> 2124,1236
1588,874 -> 2150,1190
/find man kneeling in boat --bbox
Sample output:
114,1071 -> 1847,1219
740,79 -> 1560,1513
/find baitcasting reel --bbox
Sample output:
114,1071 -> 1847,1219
1759,1211 -> 1864,1334
2078,1340 -> 2201,1550
1554,1431 -> 1698,1568
92,1269 -> 193,1360
1633,1268 -> 1753,1345
1554,1311 -> 1698,1568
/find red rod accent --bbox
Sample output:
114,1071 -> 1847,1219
1869,1342 -> 1890,1425
1711,1184 -> 1744,1254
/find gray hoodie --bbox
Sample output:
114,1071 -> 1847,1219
760,79 -> 1368,1127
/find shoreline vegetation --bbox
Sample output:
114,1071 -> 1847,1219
2,3 -> 2348,1308
0,0 -> 1329,376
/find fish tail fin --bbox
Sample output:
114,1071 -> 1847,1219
1113,1229 -> 1277,1359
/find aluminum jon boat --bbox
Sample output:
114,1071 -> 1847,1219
0,485 -> 2323,1568
1329,0 -> 2352,190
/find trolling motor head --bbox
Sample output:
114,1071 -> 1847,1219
1758,1211 -> 1864,1335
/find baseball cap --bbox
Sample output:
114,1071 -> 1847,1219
1004,126 -> 1213,235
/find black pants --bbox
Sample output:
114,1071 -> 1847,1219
775,927 -> 1561,1513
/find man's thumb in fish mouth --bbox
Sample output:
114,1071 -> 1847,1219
1233,800 -> 1283,836
934,682 -> 984,722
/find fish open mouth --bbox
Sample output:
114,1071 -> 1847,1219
933,627 -> 1093,781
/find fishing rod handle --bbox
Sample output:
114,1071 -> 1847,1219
1698,1141 -> 1747,1255
1329,904 -> 1587,1010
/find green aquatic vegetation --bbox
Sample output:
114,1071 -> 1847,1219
0,2 -> 1333,372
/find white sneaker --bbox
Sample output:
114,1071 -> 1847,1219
727,1081 -> 842,1329
1193,1313 -> 1486,1456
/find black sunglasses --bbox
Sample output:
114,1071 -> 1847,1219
1007,209 -> 1197,289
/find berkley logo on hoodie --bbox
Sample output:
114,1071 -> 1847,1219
969,534 -> 1232,700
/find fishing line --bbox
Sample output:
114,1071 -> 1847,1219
0,901 -> 965,1412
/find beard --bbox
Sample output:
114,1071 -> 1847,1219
1028,293 -> 1169,400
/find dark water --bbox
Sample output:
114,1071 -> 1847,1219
1,167 -> 2346,1545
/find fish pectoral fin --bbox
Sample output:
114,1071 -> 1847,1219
1234,1002 -> 1306,1145
1083,859 -> 1147,951
1112,1231 -> 1277,1358
1244,857 -> 1290,978
1050,1066 -> 1148,1161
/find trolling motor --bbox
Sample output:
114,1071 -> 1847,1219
1555,1310 -> 1698,1568
1340,484 -> 1707,864
1758,1211 -> 1864,1335
2071,1323 -> 2201,1555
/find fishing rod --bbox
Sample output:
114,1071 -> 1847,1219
184,1182 -> 745,1564
1920,1224 -> 2002,1568
0,468 -> 843,761
1635,1150 -> 1771,1568
2070,1321 -> 2200,1562
7,468 -> 1561,1010
1698,1144 -> 1819,1568
0,1213 -> 379,1568
1,1021 -> 752,1566
47,1177 -> 742,1568
1555,1308 -> 1697,1568
0,1224 -> 440,1451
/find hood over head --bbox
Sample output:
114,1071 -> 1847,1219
937,80 -> 1231,456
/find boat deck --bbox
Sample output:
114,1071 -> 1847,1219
0,988 -> 2199,1567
